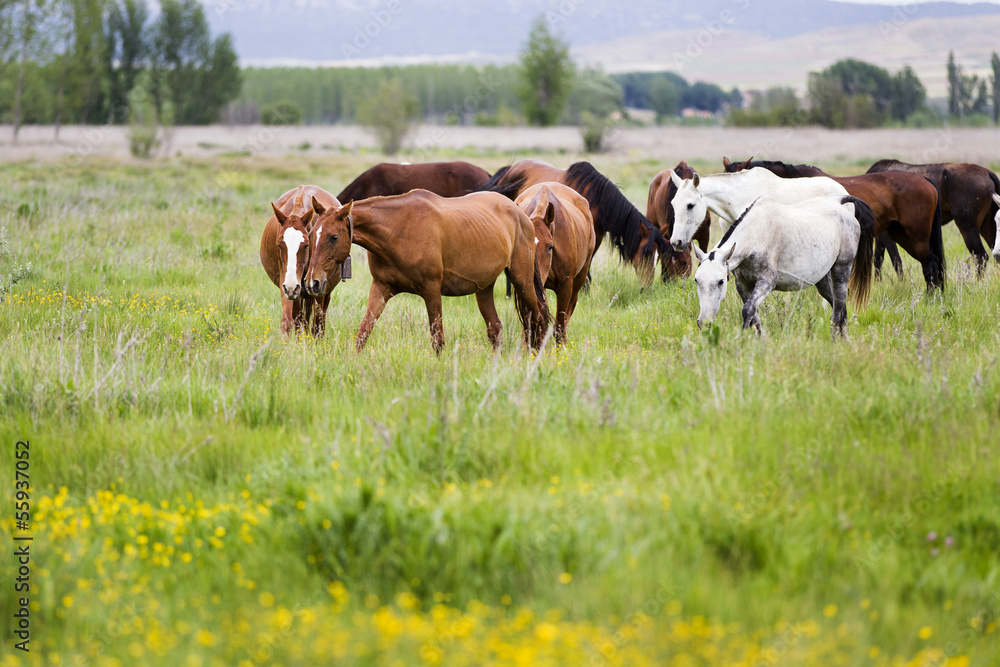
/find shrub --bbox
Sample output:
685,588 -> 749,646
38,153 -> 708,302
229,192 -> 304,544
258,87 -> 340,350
261,101 -> 303,125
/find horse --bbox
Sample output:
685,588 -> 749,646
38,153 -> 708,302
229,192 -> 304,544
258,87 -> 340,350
721,159 -> 946,291
514,183 -> 596,344
646,160 -> 711,278
259,185 -> 340,336
336,161 -> 491,202
304,190 -> 551,353
478,160 -> 681,284
693,195 -> 877,338
867,159 -> 1000,272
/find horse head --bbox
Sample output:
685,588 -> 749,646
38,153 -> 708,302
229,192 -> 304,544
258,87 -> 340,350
305,199 -> 354,297
693,243 -> 734,328
272,201 -> 316,301
667,169 -> 706,252
523,186 -> 556,284
722,156 -> 752,173
993,192 -> 1000,262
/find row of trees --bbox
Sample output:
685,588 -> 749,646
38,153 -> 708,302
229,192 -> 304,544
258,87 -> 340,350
947,51 -> 1000,123
0,0 -> 241,137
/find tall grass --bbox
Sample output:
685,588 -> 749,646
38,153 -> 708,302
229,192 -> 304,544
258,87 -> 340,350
1,154 -> 998,665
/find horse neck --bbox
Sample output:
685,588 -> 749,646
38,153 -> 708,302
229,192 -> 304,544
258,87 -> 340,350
699,176 -> 745,221
347,202 -> 395,256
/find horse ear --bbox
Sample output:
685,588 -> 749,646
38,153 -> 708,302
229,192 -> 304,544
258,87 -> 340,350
668,169 -> 684,188
544,201 -> 555,227
740,157 -> 753,170
723,243 -> 736,264
312,198 -> 328,216
271,202 -> 288,226
992,192 -> 1000,207
693,244 -> 707,262
692,173 -> 700,188
723,157 -> 731,168
339,200 -> 355,218
301,208 -> 315,228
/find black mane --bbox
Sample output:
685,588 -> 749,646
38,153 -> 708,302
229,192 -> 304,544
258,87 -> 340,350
563,161 -> 668,264
730,159 -> 825,178
716,197 -> 760,247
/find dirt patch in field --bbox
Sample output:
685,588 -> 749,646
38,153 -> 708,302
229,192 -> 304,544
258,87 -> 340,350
2,124 -> 999,168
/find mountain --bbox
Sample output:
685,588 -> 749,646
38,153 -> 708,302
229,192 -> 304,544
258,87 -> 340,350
208,0 -> 1000,67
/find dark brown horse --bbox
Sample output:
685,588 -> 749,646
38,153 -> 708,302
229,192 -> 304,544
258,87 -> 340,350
867,159 -> 1000,272
647,160 -> 712,278
259,185 -> 340,336
514,183 -> 596,344
305,190 -> 551,353
337,161 -> 490,202
478,160 -> 677,285
723,158 -> 946,290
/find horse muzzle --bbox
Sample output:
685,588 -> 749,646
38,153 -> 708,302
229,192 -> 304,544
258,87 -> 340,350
282,283 -> 302,300
671,240 -> 689,252
306,278 -> 326,297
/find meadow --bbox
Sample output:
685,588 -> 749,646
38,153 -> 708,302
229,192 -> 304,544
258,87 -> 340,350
1,144 -> 999,666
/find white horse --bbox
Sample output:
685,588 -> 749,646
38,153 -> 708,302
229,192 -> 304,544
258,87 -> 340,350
668,168 -> 849,251
993,193 -> 1000,263
693,195 -> 877,338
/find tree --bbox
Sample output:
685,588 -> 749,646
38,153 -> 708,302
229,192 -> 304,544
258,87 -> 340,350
992,52 -> 1000,125
9,0 -> 46,142
889,65 -> 925,121
682,81 -> 733,113
105,0 -> 148,123
563,67 -> 622,123
648,75 -> 681,121
517,15 -> 573,127
357,79 -> 418,155
947,51 -> 960,117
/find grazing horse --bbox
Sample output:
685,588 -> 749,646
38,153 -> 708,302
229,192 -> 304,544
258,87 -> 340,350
721,159 -> 946,290
867,159 -> 1000,271
259,185 -> 340,336
646,160 -> 712,278
304,190 -> 551,353
478,160 -> 678,284
336,161 -> 491,202
693,195 -> 877,338
514,183 -> 596,344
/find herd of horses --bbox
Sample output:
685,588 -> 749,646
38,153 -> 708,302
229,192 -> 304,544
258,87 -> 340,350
260,156 -> 1000,350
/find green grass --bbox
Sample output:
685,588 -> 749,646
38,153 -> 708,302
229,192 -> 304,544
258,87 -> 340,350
1,152 -> 999,665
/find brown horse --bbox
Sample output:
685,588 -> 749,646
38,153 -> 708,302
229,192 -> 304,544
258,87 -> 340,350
723,159 -> 945,290
478,160 -> 676,285
259,185 -> 340,336
647,160 -> 712,277
514,183 -> 596,344
337,161 -> 490,202
867,159 -> 1000,272
305,190 -> 551,353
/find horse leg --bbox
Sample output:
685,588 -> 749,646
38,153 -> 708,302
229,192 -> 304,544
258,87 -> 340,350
475,284 -> 503,350
553,280 -> 574,344
742,274 -> 775,335
875,234 -> 903,279
823,263 -> 852,339
311,294 -> 331,338
953,210 -> 989,274
291,299 -> 306,335
355,280 -> 395,352
280,293 -> 295,337
422,289 -> 446,355
301,297 -> 314,334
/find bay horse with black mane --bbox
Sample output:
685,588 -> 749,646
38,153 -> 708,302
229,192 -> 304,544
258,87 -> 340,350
259,185 -> 340,336
305,190 -> 551,353
514,182 -> 596,344
647,160 -> 711,277
337,161 -> 490,202
478,159 -> 679,285
867,159 -> 1000,272
723,158 -> 946,290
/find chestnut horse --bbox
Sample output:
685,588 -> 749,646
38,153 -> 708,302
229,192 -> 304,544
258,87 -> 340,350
647,160 -> 712,277
305,190 -> 551,353
259,185 -> 340,336
478,160 -> 676,285
867,159 -> 1000,272
723,158 -> 945,290
337,161 -> 490,202
514,183 -> 596,344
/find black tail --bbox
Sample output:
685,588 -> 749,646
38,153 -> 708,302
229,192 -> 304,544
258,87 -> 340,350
476,165 -> 526,201
925,179 -> 946,291
843,196 -> 876,307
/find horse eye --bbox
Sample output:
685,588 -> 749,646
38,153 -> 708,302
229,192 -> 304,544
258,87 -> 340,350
547,244 -> 554,252
717,279 -> 724,287
687,203 -> 695,210
329,234 -> 338,243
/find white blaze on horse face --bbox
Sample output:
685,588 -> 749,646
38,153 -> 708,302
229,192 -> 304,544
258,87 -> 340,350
694,254 -> 729,327
670,179 -> 708,251
281,227 -> 306,293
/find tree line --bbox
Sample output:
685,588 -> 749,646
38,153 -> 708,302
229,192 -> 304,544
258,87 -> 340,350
0,0 -> 241,138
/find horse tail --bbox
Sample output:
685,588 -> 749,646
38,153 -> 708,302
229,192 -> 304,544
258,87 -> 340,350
988,170 -> 1000,217
476,165 -> 526,200
843,196 -> 876,308
926,178 -> 946,289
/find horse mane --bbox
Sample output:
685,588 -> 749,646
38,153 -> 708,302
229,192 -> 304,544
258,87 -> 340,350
563,161 -> 663,263
716,197 -> 760,248
735,159 -> 826,178
476,165 -> 527,200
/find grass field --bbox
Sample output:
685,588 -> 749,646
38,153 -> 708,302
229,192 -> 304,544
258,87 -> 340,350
1,148 -> 999,666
